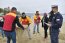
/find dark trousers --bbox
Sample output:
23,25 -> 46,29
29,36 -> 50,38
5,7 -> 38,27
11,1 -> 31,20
4,31 -> 16,43
50,28 -> 59,43
44,26 -> 48,38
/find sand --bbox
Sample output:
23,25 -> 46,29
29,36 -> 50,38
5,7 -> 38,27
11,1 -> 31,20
0,22 -> 65,43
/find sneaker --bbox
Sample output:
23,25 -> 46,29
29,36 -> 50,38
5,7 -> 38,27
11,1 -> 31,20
38,32 -> 39,33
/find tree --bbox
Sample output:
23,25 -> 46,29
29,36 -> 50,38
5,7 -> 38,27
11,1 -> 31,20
3,8 -> 10,15
0,8 -> 3,13
16,11 -> 21,16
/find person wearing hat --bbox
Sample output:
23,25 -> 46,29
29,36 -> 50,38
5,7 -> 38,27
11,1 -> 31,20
19,12 -> 32,39
41,13 -> 49,39
47,5 -> 63,43
3,7 -> 24,43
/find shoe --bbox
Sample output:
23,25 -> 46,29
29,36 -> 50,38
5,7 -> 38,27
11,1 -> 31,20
38,32 -> 39,33
29,38 -> 32,40
33,32 -> 35,34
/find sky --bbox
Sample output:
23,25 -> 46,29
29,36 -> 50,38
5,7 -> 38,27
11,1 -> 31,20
0,0 -> 65,14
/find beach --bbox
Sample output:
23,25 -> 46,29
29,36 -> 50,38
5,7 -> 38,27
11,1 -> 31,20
0,0 -> 65,43
0,22 -> 65,43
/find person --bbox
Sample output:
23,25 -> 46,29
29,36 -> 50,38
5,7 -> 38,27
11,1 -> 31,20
41,13 -> 49,39
33,11 -> 41,34
0,16 -> 4,38
3,7 -> 24,43
19,12 -> 32,39
47,5 -> 63,43
0,8 -> 4,38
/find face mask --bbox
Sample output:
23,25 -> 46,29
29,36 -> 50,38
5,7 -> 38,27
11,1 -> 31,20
22,14 -> 26,17
22,14 -> 26,19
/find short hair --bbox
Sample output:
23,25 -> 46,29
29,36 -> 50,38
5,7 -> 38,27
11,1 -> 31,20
44,13 -> 47,16
11,7 -> 17,11
22,12 -> 25,15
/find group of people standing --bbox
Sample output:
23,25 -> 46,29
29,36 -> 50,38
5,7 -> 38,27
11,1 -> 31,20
0,5 -> 63,43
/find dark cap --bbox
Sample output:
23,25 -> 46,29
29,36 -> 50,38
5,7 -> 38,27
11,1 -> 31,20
36,11 -> 39,13
52,5 -> 58,8
11,7 -> 17,11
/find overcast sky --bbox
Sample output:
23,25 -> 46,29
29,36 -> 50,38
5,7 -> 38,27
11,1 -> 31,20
0,0 -> 65,14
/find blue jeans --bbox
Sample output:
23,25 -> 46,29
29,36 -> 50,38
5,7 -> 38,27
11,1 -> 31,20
0,27 -> 4,38
4,31 -> 16,43
33,23 -> 39,33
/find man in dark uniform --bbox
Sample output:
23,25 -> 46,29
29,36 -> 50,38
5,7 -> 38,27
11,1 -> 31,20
47,5 -> 63,43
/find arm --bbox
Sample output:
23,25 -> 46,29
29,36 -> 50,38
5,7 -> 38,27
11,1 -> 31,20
27,16 -> 32,26
34,16 -> 37,23
41,17 -> 44,27
41,18 -> 43,22
16,16 -> 24,30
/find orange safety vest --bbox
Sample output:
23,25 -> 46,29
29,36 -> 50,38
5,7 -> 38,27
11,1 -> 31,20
34,15 -> 41,23
3,12 -> 16,31
19,16 -> 32,25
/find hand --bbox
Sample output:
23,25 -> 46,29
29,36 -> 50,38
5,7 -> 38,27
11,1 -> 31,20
28,23 -> 30,26
22,27 -> 24,30
47,24 -> 52,27
23,25 -> 28,29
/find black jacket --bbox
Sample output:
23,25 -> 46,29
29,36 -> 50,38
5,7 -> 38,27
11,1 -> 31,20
51,12 -> 63,28
49,11 -> 54,22
41,17 -> 49,27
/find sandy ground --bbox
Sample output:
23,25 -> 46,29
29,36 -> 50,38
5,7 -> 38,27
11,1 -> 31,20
0,22 -> 65,43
